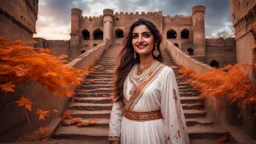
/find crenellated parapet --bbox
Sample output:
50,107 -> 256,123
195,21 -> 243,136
113,11 -> 162,18
192,5 -> 206,15
71,8 -> 82,16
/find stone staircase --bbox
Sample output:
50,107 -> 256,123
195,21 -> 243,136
162,49 -> 229,144
52,45 -> 229,144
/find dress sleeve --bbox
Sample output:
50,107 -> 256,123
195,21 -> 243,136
109,99 -> 124,141
161,68 -> 190,144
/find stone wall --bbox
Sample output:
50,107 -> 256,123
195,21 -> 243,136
0,0 -> 38,42
230,0 -> 256,138
205,38 -> 236,67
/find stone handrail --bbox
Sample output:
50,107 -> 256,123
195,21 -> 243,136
165,41 -> 212,73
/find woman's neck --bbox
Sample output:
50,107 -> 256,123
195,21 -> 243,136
139,54 -> 155,68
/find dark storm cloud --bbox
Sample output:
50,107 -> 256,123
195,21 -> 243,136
38,0 -> 232,38
39,0 -> 90,24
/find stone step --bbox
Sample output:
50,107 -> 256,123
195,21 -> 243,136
180,91 -> 201,96
83,81 -> 114,85
75,93 -> 113,98
187,125 -> 229,141
79,85 -> 114,89
85,78 -> 114,82
179,88 -> 200,93
186,118 -> 214,127
53,125 -> 109,141
70,110 -> 111,118
180,96 -> 204,104
62,118 -> 109,127
74,97 -> 112,103
87,75 -> 114,79
181,103 -> 204,110
183,109 -> 207,119
83,88 -> 114,93
68,103 -> 112,111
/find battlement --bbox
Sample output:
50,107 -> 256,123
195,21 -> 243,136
114,11 -> 162,17
192,5 -> 206,14
103,9 -> 114,16
81,15 -> 103,23
71,8 -> 82,15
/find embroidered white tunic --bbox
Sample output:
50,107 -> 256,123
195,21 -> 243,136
109,63 -> 190,144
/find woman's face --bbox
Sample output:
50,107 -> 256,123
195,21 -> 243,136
132,24 -> 155,57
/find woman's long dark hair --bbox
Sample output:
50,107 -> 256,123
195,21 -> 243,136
114,18 -> 163,101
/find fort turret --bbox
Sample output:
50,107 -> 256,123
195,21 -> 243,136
70,8 -> 82,58
103,9 -> 114,44
192,5 -> 206,56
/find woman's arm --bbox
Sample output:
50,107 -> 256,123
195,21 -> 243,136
109,99 -> 124,142
160,68 -> 190,144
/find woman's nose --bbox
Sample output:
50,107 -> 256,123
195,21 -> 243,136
138,36 -> 143,43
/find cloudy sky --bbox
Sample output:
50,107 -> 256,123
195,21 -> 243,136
34,0 -> 233,40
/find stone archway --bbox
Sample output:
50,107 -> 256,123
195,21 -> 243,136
93,29 -> 103,40
181,29 -> 189,39
115,29 -> 124,38
82,29 -> 90,40
187,47 -> 193,55
167,29 -> 177,39
210,60 -> 220,68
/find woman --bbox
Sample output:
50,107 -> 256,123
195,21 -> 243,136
109,18 -> 189,144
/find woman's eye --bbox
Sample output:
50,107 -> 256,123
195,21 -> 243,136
132,35 -> 138,39
143,33 -> 151,38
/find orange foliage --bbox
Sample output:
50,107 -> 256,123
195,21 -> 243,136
34,126 -> 50,136
0,36 -> 85,97
62,111 -> 73,119
16,97 -> 34,111
0,82 -> 15,92
179,64 -> 256,106
36,109 -> 49,120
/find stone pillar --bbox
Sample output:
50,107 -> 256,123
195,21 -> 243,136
70,8 -> 82,58
192,5 -> 206,56
103,9 -> 114,45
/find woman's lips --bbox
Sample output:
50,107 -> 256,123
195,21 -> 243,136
137,45 -> 147,49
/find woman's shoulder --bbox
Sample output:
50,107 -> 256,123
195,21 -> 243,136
159,63 -> 175,75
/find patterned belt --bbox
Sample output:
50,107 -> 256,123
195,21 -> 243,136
123,109 -> 163,121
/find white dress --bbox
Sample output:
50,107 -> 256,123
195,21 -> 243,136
109,61 -> 190,144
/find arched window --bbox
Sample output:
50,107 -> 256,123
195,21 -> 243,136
82,29 -> 90,40
93,29 -> 103,40
187,47 -> 193,55
210,60 -> 219,68
174,43 -> 179,47
115,29 -> 124,38
181,29 -> 189,39
167,29 -> 177,39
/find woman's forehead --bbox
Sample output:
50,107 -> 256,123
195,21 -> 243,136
132,25 -> 151,33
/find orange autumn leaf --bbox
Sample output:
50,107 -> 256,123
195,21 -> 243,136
53,109 -> 58,113
89,79 -> 95,83
16,97 -> 34,111
36,109 -> 49,120
89,67 -> 96,72
217,135 -> 227,144
34,126 -> 50,136
58,54 -> 68,60
88,119 -> 96,125
62,111 -> 73,119
0,82 -> 15,92
77,119 -> 96,127
38,48 -> 54,54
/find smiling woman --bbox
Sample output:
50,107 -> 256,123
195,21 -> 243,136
109,18 -> 190,144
